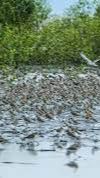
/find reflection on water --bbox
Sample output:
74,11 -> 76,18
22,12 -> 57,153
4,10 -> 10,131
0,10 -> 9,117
0,144 -> 100,178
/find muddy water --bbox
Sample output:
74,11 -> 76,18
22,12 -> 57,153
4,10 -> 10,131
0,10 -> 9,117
0,144 -> 100,178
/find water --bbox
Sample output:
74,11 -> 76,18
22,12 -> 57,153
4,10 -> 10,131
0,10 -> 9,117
0,144 -> 100,178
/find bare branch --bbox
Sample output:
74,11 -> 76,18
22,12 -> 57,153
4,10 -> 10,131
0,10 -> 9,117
80,52 -> 97,67
94,58 -> 100,63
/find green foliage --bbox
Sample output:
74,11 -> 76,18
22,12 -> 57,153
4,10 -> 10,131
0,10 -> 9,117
0,0 -> 51,26
0,26 -> 39,66
0,0 -> 100,67
31,19 -> 82,64
95,5 -> 100,17
30,15 -> 100,64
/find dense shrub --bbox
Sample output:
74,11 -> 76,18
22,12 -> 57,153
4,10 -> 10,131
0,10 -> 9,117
0,16 -> 100,67
0,0 -> 100,67
0,26 -> 40,66
0,0 -> 51,26
30,16 -> 100,64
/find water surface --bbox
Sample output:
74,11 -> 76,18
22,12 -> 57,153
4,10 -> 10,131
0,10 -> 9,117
0,144 -> 100,178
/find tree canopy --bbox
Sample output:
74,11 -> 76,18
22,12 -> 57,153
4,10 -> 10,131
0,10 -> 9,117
0,0 -> 51,26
